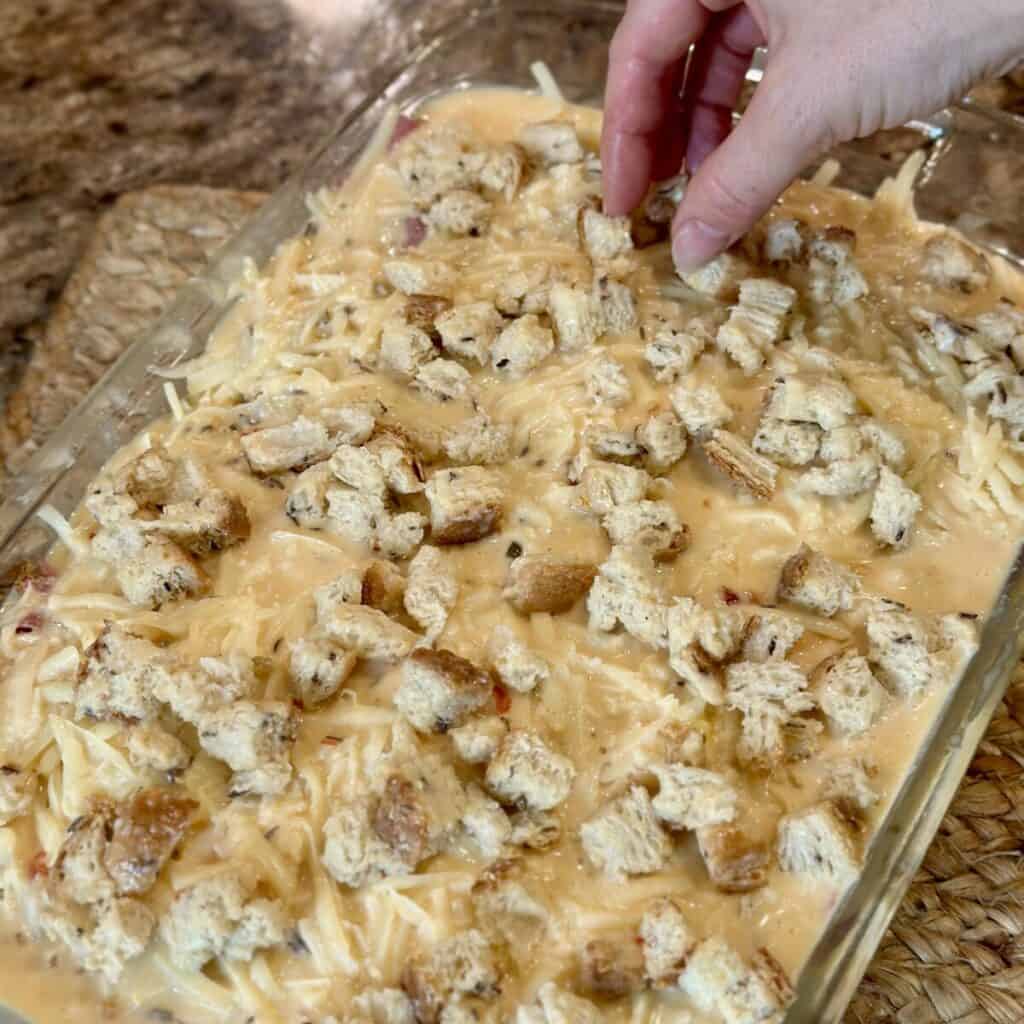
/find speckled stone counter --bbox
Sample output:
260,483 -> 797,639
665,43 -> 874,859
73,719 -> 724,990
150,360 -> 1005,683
0,0 -> 473,408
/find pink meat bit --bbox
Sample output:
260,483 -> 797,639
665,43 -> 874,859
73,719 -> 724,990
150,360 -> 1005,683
15,611 -> 45,635
403,215 -> 428,249
14,562 -> 57,595
390,114 -> 421,150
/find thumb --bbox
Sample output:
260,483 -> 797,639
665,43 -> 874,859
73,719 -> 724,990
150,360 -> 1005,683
672,71 -> 832,273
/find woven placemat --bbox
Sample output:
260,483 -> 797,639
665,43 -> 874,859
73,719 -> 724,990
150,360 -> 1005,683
3,187 -> 1023,1022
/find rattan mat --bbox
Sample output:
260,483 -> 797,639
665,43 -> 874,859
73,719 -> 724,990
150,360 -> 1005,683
3,187 -> 1023,1024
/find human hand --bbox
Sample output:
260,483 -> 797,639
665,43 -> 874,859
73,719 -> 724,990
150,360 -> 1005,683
601,0 -> 1024,272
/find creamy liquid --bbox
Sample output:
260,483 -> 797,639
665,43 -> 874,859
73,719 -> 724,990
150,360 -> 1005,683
0,88 -> 1020,1024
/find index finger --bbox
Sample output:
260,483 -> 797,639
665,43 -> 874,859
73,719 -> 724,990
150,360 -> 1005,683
602,0 -> 710,215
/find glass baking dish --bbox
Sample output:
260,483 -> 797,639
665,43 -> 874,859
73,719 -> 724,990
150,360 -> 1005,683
2,1 -> 1023,1020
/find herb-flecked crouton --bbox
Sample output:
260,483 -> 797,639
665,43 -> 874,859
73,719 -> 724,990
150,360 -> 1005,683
777,800 -> 860,886
588,545 -> 669,649
450,716 -> 507,763
548,283 -> 603,353
580,785 -> 670,880
93,527 -> 208,610
638,409 -> 688,472
643,319 -> 708,381
921,233 -> 991,294
702,430 -> 778,499
241,416 -> 333,475
491,315 -> 555,376
681,251 -> 748,300
436,302 -> 503,364
289,636 -> 357,706
741,611 -> 804,662
602,500 -> 690,560
394,648 -> 492,733
866,605 -> 933,697
870,466 -> 921,547
577,462 -> 651,516
764,374 -> 856,430
428,189 -> 491,237
362,559 -> 408,616
716,278 -> 797,374
752,418 -> 821,467
798,453 -> 879,497
425,467 -> 504,545
401,929 -> 501,1024
443,414 -> 513,465
763,218 -> 808,263
379,319 -> 438,378
485,731 -> 575,811
579,208 -> 634,262
323,800 -> 411,888
319,601 -> 419,661
415,359 -> 473,403
142,491 -> 250,557
585,356 -> 633,408
197,701 -> 297,796
777,544 -> 856,617
478,142 -> 526,199
504,555 -> 597,614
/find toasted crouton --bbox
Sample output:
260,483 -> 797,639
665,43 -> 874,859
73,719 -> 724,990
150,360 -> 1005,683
142,491 -> 250,557
289,636 -> 357,706
602,500 -> 690,560
504,555 -> 597,614
425,467 -> 503,545
638,410 -> 688,472
74,897 -> 156,985
640,897 -> 696,985
579,208 -> 634,262
362,559 -> 407,616
577,463 -> 651,516
547,283 -> 603,352
586,424 -> 645,461
579,785 -> 670,880
491,315 -> 555,376
716,278 -> 797,374
651,764 -> 737,831
697,825 -> 772,893
860,420 -> 906,469
489,625 -> 549,693
450,716 -> 507,764
485,731 -> 575,811
777,545 -> 856,617
813,650 -> 886,737
762,218 -> 808,263
459,786 -> 512,860
725,660 -> 815,768
588,545 -> 670,649
670,381 -> 732,436
74,623 -> 170,723
94,528 -> 208,610
818,425 -> 863,463
323,800 -> 410,888
55,815 -> 116,905
383,258 -> 455,296
241,416 -> 333,475
764,374 -> 856,430
681,937 -> 792,1024
197,702 -> 297,795
578,937 -> 646,998
799,453 -> 879,497
703,430 -> 778,499
495,264 -> 552,317
124,726 -> 189,777
682,251 -> 747,300
593,276 -> 638,333
478,143 -> 526,199
870,466 -> 921,547
866,606 -> 933,697
379,319 -> 438,378
741,611 -> 804,662
319,603 -> 419,661
520,120 -> 584,165
395,649 -> 492,733
667,600 -> 726,705
777,801 -> 860,886
428,189 -> 491,237
401,929 -> 500,1024
415,359 -> 473,403
285,462 -> 332,528
436,302 -> 503,364
443,414 -> 513,466
823,756 -> 880,816
921,233 -> 991,294
585,356 -> 633,408
404,545 -> 457,643
643,320 -> 708,382
752,417 -> 821,467
404,294 -> 454,340
103,788 -> 197,896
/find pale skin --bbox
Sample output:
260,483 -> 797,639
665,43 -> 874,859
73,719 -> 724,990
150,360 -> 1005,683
601,0 -> 1024,272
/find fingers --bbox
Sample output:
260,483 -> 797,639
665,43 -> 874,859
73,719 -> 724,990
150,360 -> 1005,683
681,5 -> 766,173
672,68 -> 831,272
602,0 -> 710,215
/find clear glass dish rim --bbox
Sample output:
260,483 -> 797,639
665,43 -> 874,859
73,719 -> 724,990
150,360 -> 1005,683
2,2 -> 1022,1021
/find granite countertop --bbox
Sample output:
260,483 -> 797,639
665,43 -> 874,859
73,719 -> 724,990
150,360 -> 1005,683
0,0 -> 473,410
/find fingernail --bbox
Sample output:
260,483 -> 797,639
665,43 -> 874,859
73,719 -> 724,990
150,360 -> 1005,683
672,219 -> 731,274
